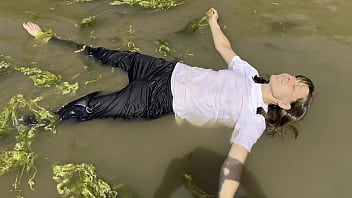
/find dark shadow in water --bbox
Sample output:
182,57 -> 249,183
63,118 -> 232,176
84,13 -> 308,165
238,167 -> 268,198
154,147 -> 224,198
154,147 -> 267,198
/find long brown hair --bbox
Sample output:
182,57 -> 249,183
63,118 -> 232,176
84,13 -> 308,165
253,75 -> 315,138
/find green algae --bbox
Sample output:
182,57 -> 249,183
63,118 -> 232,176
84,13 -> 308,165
183,174 -> 215,198
0,95 -> 59,196
35,29 -> 56,43
84,74 -> 103,85
64,0 -> 187,10
0,94 -> 58,139
15,67 -> 62,87
14,66 -> 79,95
0,60 -> 11,75
79,16 -> 97,28
0,55 -> 78,95
64,0 -> 95,5
180,14 -> 209,33
53,163 -> 120,198
154,39 -> 174,57
110,0 -> 187,10
0,54 -> 13,76
57,81 -> 80,95
117,25 -> 141,52
154,39 -> 183,61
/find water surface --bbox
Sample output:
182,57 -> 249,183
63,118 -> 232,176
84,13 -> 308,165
0,0 -> 351,197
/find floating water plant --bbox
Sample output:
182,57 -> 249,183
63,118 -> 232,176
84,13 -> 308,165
0,55 -> 78,95
0,55 -> 13,75
0,94 -> 58,138
35,29 -> 55,43
124,40 -> 140,52
0,147 -> 37,196
15,67 -> 62,87
183,174 -> 215,198
64,0 -> 95,5
84,74 -> 102,85
57,81 -> 80,95
110,0 -> 187,10
14,66 -> 79,95
154,39 -> 182,61
154,39 -> 174,57
180,14 -> 209,33
53,163 -> 120,198
0,127 -> 37,192
119,25 -> 141,52
0,60 -> 11,75
0,95 -> 59,195
79,16 -> 97,28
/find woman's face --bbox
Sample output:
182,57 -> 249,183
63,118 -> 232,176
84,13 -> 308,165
269,73 -> 309,105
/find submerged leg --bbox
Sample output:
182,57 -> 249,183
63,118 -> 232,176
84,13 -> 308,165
22,22 -> 177,80
24,22 -> 175,121
55,92 -> 101,120
55,81 -> 154,121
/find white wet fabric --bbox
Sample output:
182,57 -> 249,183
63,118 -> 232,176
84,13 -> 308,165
171,56 -> 268,152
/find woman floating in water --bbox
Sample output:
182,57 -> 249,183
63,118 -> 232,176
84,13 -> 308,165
23,8 -> 314,198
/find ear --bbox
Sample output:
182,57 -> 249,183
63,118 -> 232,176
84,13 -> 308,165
277,101 -> 291,110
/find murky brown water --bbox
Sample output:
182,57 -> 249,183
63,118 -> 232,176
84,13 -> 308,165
0,0 -> 351,197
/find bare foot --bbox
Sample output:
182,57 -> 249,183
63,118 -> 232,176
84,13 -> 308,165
22,22 -> 42,37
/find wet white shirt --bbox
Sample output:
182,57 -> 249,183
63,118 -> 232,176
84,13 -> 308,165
170,56 -> 268,152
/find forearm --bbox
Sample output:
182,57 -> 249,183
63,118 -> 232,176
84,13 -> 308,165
218,156 -> 243,198
218,144 -> 248,198
209,21 -> 232,52
207,8 -> 237,64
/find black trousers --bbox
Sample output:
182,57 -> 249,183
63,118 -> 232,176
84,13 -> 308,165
51,38 -> 177,121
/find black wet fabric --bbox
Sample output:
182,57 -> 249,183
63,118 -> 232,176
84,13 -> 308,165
51,38 -> 177,121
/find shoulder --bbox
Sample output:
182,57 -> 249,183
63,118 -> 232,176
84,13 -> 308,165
229,56 -> 259,77
231,114 -> 266,152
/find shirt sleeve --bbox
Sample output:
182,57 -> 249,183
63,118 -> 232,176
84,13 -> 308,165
228,56 -> 259,80
230,115 -> 266,152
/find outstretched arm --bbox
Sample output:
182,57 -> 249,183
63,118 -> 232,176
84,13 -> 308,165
218,144 -> 248,198
208,8 -> 237,65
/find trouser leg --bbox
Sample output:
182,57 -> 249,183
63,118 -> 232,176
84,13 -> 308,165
50,38 -> 176,121
49,37 -> 136,74
55,81 -> 151,120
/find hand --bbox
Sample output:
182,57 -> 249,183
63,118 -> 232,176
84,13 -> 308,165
207,8 -> 219,24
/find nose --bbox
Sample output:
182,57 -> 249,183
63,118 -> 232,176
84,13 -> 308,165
289,75 -> 296,82
284,74 -> 295,84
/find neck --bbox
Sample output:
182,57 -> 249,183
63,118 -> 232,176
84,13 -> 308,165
261,84 -> 276,105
